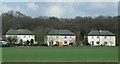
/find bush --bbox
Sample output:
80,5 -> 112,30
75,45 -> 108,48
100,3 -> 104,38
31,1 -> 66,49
53,44 -> 59,46
41,44 -> 48,46
69,43 -> 73,46
116,43 -> 120,46
14,44 -> 21,46
9,43 -> 15,47
34,44 -> 39,46
86,42 -> 91,46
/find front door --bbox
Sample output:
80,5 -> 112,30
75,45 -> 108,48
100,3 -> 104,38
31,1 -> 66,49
92,41 -> 94,45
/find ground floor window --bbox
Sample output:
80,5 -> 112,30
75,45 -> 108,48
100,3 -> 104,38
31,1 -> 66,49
104,42 -> 107,44
109,41 -> 114,45
64,41 -> 67,44
96,41 -> 99,44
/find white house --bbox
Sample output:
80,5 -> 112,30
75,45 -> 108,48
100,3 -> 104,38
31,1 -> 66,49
5,29 -> 35,44
87,30 -> 116,46
45,30 -> 76,46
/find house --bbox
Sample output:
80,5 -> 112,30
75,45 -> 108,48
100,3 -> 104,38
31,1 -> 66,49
87,30 -> 116,46
5,29 -> 35,44
45,29 -> 76,46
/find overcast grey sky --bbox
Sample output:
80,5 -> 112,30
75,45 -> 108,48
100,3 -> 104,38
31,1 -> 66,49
0,0 -> 119,18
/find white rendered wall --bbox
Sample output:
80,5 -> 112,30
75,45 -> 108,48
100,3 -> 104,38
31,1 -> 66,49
46,35 -> 76,46
6,35 -> 35,43
88,36 -> 116,46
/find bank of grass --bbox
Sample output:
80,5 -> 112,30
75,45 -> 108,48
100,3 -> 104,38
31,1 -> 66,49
2,46 -> 118,62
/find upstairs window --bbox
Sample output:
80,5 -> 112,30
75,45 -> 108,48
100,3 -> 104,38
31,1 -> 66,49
65,36 -> 67,38
104,36 -> 107,38
15,36 -> 17,37
56,41 -> 59,44
109,36 -> 111,38
109,41 -> 114,44
92,36 -> 94,38
24,36 -> 26,38
97,36 -> 99,38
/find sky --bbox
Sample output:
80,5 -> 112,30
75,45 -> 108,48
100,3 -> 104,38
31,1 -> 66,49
0,0 -> 119,18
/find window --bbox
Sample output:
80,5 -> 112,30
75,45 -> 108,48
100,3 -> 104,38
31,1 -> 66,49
104,36 -> 107,38
56,36 -> 58,38
24,36 -> 26,38
97,36 -> 99,38
64,41 -> 67,44
56,41 -> 59,44
92,36 -> 94,38
15,36 -> 17,37
65,36 -> 67,38
96,42 -> 99,44
109,36 -> 111,38
104,42 -> 107,44
69,40 -> 72,43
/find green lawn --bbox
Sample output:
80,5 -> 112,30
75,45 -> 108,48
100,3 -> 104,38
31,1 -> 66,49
2,46 -> 118,62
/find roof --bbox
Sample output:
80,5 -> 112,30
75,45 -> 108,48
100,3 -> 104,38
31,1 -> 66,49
5,29 -> 33,35
47,30 -> 75,36
88,30 -> 115,36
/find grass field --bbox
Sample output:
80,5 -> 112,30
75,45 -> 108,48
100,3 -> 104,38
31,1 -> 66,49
2,46 -> 118,62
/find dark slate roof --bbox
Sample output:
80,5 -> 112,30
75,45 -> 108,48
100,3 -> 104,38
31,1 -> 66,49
5,29 -> 33,35
88,30 -> 115,36
48,30 -> 75,35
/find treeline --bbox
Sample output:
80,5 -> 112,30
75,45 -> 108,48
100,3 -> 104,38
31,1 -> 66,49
1,11 -> 119,44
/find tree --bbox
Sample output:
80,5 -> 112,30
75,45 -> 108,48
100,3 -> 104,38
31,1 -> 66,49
2,11 -> 119,44
6,36 -> 18,46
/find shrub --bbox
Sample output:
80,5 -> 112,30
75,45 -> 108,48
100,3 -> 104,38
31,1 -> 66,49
53,44 -> 59,46
69,43 -> 73,46
86,42 -> 91,46
41,44 -> 48,46
34,44 -> 39,46
9,43 -> 15,47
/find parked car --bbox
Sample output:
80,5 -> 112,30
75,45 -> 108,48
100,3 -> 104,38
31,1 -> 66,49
0,41 -> 10,47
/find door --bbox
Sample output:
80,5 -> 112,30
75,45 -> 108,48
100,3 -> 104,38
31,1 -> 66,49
92,41 -> 94,45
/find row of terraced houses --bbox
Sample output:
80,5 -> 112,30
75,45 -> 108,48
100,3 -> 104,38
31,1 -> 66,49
2,29 -> 116,46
